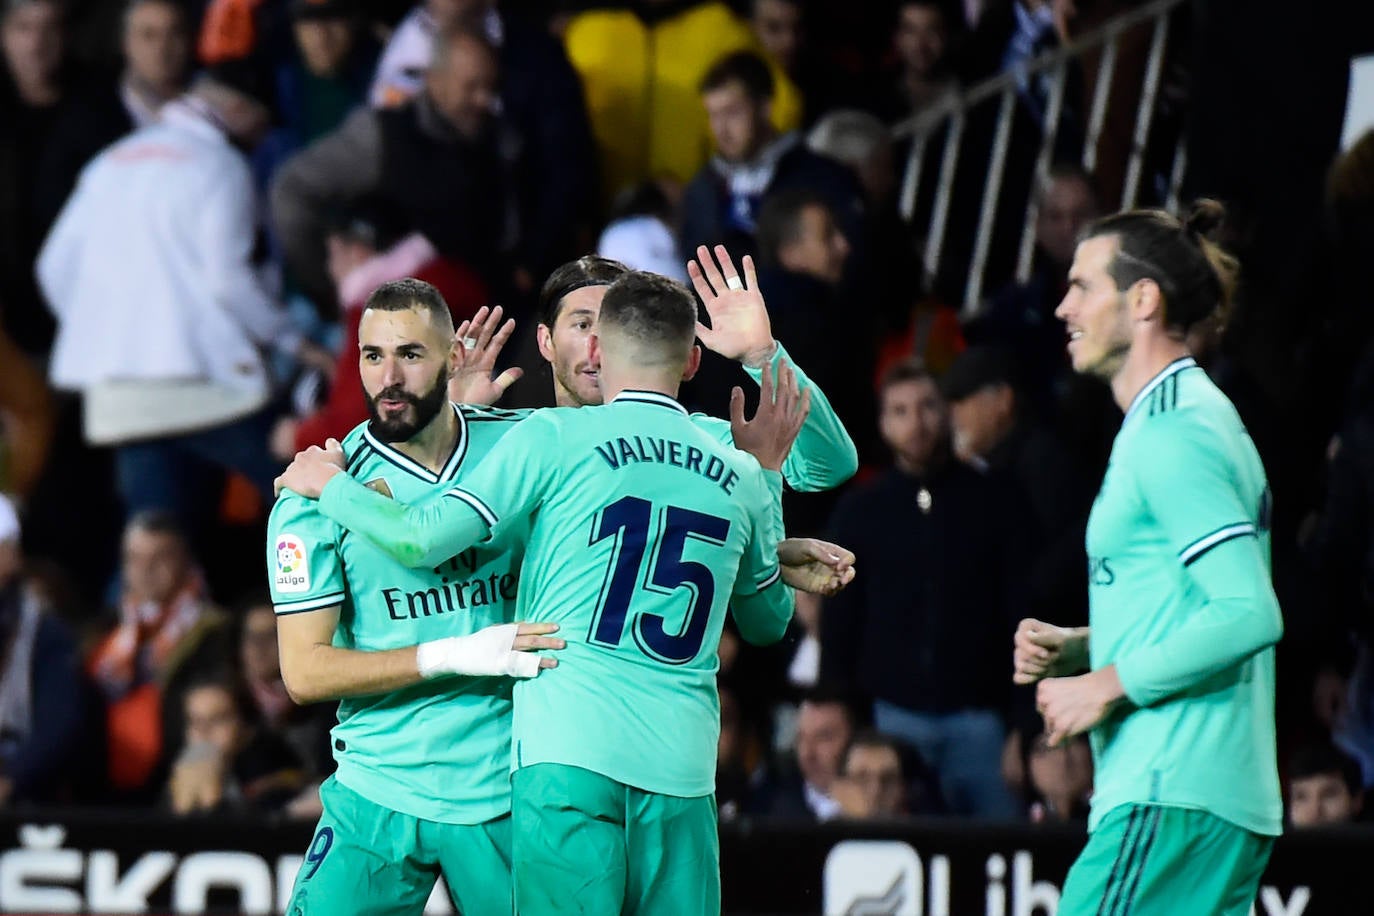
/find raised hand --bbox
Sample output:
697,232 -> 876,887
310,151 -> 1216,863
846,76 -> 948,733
687,244 -> 776,367
449,305 -> 524,406
729,360 -> 811,471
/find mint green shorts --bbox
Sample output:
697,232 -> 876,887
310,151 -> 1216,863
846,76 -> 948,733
1058,803 -> 1274,916
286,775 -> 512,916
512,763 -> 720,916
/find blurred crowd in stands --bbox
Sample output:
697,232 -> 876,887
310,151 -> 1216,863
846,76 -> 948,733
2,0 -> 1374,832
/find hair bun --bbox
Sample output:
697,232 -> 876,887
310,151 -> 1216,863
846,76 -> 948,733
1184,198 -> 1226,238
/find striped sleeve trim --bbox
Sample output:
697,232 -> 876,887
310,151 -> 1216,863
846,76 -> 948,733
274,592 -> 346,615
756,565 -> 782,590
1179,522 -> 1256,567
444,488 -> 498,527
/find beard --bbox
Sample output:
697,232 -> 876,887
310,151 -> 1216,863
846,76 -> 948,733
366,366 -> 450,442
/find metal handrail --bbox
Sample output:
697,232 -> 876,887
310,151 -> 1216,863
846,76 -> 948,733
892,0 -> 1189,314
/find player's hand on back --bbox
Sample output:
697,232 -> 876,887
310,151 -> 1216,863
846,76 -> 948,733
1013,618 -> 1089,684
729,359 -> 811,471
778,537 -> 856,596
416,622 -> 565,680
448,305 -> 524,406
687,244 -> 777,368
275,438 -> 346,499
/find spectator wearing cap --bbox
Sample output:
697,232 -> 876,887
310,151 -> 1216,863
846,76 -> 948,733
368,0 -> 595,300
269,198 -> 488,458
820,359 -> 1028,818
37,0 -> 191,231
0,494 -> 90,804
36,62 -> 330,528
271,24 -> 510,312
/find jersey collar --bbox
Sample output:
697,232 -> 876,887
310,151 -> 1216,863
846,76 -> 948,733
610,390 -> 689,415
1123,356 -> 1197,423
361,402 -> 470,484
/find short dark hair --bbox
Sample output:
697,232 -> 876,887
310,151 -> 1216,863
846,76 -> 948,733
700,50 -> 774,102
939,345 -> 1020,403
363,278 -> 455,338
755,188 -> 832,266
878,357 -> 935,395
538,256 -> 629,328
598,271 -> 698,365
1038,161 -> 1101,210
842,728 -> 905,772
1290,742 -> 1363,797
126,509 -> 188,545
1083,198 -> 1239,334
798,684 -> 859,727
183,676 -> 262,729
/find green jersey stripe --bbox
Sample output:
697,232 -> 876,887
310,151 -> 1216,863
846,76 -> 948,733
1179,522 -> 1256,566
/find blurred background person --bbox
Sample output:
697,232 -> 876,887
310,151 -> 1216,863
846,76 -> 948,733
0,494 -> 90,805
167,677 -> 307,815
37,0 -> 191,230
38,61 -> 325,530
1287,742 -> 1367,828
86,512 -> 230,801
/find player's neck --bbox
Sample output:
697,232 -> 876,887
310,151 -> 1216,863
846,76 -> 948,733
597,370 -> 682,405
393,406 -> 460,473
1110,335 -> 1191,413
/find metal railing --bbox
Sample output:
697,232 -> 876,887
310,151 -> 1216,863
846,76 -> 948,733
892,0 -> 1189,314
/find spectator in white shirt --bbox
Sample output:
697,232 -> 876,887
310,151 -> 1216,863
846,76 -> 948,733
36,60 -> 328,530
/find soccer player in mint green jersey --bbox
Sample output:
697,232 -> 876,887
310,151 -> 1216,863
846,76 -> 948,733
279,271 -> 808,916
1012,201 -> 1283,915
534,246 -> 858,496
267,280 -> 565,916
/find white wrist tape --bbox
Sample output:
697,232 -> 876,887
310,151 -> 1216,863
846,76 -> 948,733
416,624 -> 544,679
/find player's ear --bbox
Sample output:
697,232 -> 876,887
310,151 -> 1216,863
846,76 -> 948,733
682,344 -> 702,382
1130,277 -> 1164,324
536,323 -> 554,362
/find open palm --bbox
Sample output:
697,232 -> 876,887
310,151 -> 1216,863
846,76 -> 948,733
687,245 -> 775,365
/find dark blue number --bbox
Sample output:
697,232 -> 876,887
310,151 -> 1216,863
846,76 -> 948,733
589,496 -> 652,647
303,826 -> 334,879
589,498 -> 731,664
635,507 -> 730,663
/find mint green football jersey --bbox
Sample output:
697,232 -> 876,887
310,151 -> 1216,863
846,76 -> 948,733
265,404 -> 531,824
316,390 -> 794,799
1084,357 -> 1283,836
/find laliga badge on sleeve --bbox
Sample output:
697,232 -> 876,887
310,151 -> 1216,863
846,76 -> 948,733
274,534 -> 310,593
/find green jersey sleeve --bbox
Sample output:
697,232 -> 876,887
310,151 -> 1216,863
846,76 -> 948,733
266,493 -> 347,615
315,414 -> 559,568
741,341 -> 858,491
1113,419 -> 1283,706
730,463 -> 794,646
